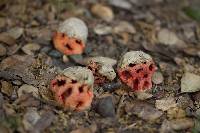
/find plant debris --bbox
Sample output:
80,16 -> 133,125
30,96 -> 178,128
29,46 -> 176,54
0,0 -> 199,132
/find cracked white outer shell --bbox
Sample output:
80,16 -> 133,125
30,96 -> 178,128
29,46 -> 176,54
118,51 -> 153,69
58,17 -> 88,43
98,65 -> 116,80
62,66 -> 94,87
84,56 -> 117,66
85,56 -> 117,80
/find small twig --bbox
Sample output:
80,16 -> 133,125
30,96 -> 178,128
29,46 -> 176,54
116,94 -> 126,118
122,123 -> 137,131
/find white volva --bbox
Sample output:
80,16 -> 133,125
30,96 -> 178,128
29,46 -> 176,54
58,17 -> 88,43
118,51 -> 153,69
62,66 -> 94,88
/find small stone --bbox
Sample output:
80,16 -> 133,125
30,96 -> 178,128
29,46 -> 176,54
152,71 -> 164,84
40,46 -> 51,53
7,44 -> 21,55
22,43 -> 41,55
167,107 -> 186,119
155,97 -> 177,111
18,84 -> 39,98
12,80 -> 22,86
31,111 -> 55,133
95,95 -> 115,117
0,93 -> 3,107
109,0 -> 132,10
113,21 -> 136,34
0,33 -> 16,46
181,72 -> 200,93
7,27 -> 24,39
94,24 -> 112,35
23,108 -> 41,131
91,4 -> 114,22
135,91 -> 153,100
70,124 -> 97,133
170,118 -> 194,130
48,50 -> 62,58
0,43 -> 6,56
0,81 -> 13,96
157,29 -> 186,48
125,101 -> 163,121
0,17 -> 6,28
62,55 -> 69,63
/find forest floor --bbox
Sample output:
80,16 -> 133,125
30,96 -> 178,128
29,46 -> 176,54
0,0 -> 200,133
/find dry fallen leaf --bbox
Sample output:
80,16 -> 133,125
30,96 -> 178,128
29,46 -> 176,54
0,80 -> 13,96
125,101 -> 163,121
70,124 -> 97,133
31,111 -> 55,133
155,97 -> 177,111
0,33 -> 16,46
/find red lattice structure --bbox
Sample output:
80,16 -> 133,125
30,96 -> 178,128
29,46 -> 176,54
50,75 -> 93,111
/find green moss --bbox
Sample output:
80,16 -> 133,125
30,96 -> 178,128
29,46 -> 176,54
48,0 -> 75,12
183,7 -> 200,22
0,115 -> 21,131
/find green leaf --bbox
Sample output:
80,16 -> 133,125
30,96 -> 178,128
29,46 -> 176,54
0,115 -> 21,130
183,7 -> 200,21
192,119 -> 200,133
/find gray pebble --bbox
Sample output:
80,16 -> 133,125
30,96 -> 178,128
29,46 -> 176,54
0,93 -> 3,107
7,27 -> 24,39
95,95 -> 115,117
109,0 -> 132,10
152,71 -> 164,84
102,82 -> 121,92
12,80 -> 22,86
69,54 -> 84,64
40,46 -> 51,53
22,43 -> 41,55
0,44 -> 6,56
48,50 -> 62,58
181,72 -> 200,93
